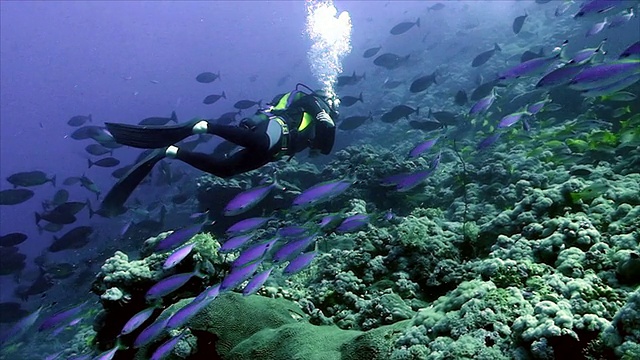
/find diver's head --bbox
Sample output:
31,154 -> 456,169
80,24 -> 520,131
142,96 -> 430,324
313,89 -> 340,119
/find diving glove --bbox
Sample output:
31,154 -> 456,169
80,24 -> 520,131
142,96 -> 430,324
316,111 -> 335,128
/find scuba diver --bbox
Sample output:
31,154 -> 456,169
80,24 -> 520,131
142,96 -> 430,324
99,84 -> 339,216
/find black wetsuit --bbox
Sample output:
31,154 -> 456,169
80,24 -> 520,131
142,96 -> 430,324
99,92 -> 337,216
175,94 -> 336,178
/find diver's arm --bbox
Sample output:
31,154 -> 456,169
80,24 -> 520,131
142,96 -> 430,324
301,95 -> 335,154
289,94 -> 336,155
294,94 -> 327,118
316,119 -> 335,154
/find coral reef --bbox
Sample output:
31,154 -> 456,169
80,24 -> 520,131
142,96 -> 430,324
77,140 -> 639,360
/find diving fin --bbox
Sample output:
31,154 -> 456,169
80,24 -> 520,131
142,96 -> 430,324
99,149 -> 166,217
105,120 -> 200,149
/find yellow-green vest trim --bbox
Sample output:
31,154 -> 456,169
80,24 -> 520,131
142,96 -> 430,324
273,91 -> 314,132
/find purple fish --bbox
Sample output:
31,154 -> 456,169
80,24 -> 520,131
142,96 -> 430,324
232,238 -> 277,268
499,53 -> 562,80
51,316 -> 83,337
523,118 -> 531,132
167,284 -> 220,330
568,61 -> 640,90
200,283 -> 222,300
223,181 -> 281,216
163,243 -> 196,270
121,307 -> 156,335
388,151 -> 440,192
189,210 -> 209,220
283,252 -> 317,276
150,332 -> 185,360
120,221 -> 132,236
570,40 -> 606,64
134,315 -> 170,348
329,180 -> 353,195
243,267 -> 274,296
380,173 -> 411,187
93,346 -> 119,360
409,137 -> 439,158
38,302 -> 87,332
619,41 -> 640,59
608,8 -> 634,28
527,97 -> 551,114
0,306 -> 44,344
292,178 -> 355,208
336,214 -> 369,233
146,272 -> 195,301
574,0 -> 620,18
44,351 -> 64,360
155,223 -> 201,252
468,89 -> 497,116
384,209 -> 396,221
226,217 -> 273,235
536,62 -> 588,88
555,1 -> 574,17
498,111 -> 529,128
430,151 -> 442,170
221,260 -> 262,291
166,298 -> 207,330
586,18 -> 608,37
394,170 -> 433,192
68,355 -> 91,360
277,226 -> 308,238
318,214 -> 344,232
580,73 -> 640,97
477,133 -> 502,150
220,233 -> 254,253
273,235 -> 317,262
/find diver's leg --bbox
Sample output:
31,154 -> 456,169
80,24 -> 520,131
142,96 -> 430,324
107,116 -> 278,151
171,147 -> 271,178
193,121 -> 270,151
106,119 -> 200,149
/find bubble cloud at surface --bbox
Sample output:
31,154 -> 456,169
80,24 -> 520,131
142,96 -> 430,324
305,0 -> 352,97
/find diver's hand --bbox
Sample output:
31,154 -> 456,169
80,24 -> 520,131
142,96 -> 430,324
316,111 -> 335,128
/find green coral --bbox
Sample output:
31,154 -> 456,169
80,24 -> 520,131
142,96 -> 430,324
555,247 -> 586,277
184,292 -> 409,360
616,250 -> 640,285
395,280 -> 531,359
514,300 -> 578,342
299,253 -> 413,331
78,126 -> 640,360
358,292 -> 414,330
387,214 -> 464,295
603,288 -> 640,359
94,250 -> 165,299
426,334 -> 512,360
190,231 -> 226,266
